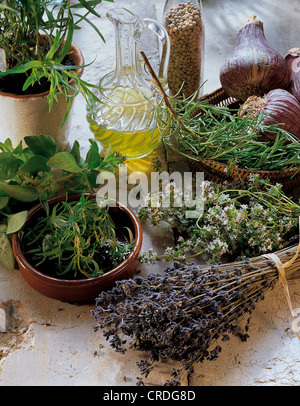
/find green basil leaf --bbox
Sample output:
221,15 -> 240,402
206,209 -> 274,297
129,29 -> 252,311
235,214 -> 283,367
0,152 -> 21,179
0,233 -> 15,269
86,171 -> 98,189
70,140 -> 81,164
3,138 -> 13,150
0,183 -> 40,202
48,152 -> 82,173
0,141 -> 10,152
6,211 -> 28,234
17,147 -> 34,163
24,134 -> 57,158
86,141 -> 100,169
0,196 -> 9,210
19,155 -> 50,175
12,141 -> 24,155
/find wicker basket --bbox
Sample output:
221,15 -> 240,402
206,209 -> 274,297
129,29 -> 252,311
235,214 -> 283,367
187,87 -> 300,191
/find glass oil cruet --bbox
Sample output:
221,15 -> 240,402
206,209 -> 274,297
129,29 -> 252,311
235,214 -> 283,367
87,7 -> 170,160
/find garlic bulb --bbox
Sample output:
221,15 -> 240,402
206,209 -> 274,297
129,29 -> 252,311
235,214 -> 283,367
220,16 -> 290,101
240,88 -> 300,140
285,48 -> 300,102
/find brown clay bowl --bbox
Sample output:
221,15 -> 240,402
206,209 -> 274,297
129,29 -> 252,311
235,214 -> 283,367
12,193 -> 143,303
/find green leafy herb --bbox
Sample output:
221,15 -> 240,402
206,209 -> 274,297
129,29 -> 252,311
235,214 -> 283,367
157,95 -> 300,171
0,0 -> 111,124
0,135 -> 122,269
20,195 -> 135,279
140,51 -> 300,172
0,233 -> 15,269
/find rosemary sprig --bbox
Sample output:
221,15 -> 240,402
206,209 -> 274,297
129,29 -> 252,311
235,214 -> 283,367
20,195 -> 135,279
140,52 -> 300,172
160,98 -> 300,171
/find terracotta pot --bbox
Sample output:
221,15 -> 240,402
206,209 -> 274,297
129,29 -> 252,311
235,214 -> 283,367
0,40 -> 84,150
12,194 -> 143,303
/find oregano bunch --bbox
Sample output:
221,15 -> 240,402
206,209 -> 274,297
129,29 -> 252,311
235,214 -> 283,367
0,134 -> 121,269
138,175 -> 299,264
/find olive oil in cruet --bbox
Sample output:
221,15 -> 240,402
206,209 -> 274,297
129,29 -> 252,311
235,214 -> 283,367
87,8 -> 170,159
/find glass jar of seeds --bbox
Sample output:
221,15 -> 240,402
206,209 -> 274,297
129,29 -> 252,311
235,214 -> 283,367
163,0 -> 204,98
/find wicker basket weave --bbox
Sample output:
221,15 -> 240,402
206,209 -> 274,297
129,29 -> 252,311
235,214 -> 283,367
187,87 -> 300,191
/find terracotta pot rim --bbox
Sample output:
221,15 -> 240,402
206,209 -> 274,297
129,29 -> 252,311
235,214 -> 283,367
12,193 -> 143,286
0,37 -> 84,100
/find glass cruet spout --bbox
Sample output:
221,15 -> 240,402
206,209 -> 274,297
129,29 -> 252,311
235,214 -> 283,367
87,7 -> 170,160
101,8 -> 142,95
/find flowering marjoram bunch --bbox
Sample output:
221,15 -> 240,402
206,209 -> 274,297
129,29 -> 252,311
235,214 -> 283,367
138,175 -> 298,264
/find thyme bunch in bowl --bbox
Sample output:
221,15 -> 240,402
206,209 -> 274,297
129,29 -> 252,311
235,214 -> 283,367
19,195 -> 135,279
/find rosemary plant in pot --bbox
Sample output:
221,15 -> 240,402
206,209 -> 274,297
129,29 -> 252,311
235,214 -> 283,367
0,0 -> 109,149
13,193 -> 143,303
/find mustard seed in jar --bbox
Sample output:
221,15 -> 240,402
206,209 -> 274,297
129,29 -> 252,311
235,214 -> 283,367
164,0 -> 204,98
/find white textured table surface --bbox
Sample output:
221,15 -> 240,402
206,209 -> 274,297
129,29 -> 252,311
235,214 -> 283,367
1,0 -> 300,387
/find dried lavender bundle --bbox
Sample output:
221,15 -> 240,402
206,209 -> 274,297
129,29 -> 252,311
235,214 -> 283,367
92,243 -> 300,386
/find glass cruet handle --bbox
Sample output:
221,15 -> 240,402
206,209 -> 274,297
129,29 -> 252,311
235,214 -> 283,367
133,18 -> 170,83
